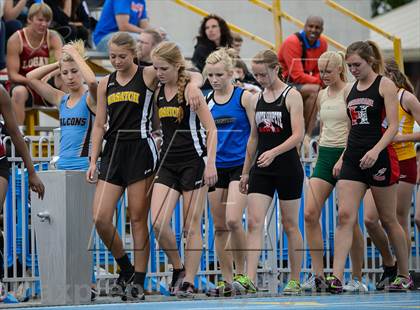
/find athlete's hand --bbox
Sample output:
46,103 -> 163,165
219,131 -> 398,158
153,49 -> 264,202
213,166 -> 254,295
239,174 -> 249,194
62,44 -> 80,59
86,163 -> 98,184
257,150 -> 276,168
29,172 -> 45,200
360,149 -> 379,170
333,158 -> 343,178
185,84 -> 203,111
204,163 -> 217,187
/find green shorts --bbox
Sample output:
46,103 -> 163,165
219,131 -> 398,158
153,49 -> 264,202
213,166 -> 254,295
311,146 -> 345,186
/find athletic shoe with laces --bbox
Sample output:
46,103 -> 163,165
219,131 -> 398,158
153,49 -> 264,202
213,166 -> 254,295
206,281 -> 234,297
169,268 -> 185,296
232,274 -> 257,294
176,281 -> 196,298
301,274 -> 316,291
110,270 -> 134,298
343,279 -> 368,293
376,263 -> 398,291
301,274 -> 328,292
283,279 -> 301,295
386,275 -> 414,292
124,283 -> 145,301
326,275 -> 343,294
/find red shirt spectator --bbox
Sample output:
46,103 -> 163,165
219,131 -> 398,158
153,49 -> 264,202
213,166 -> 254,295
278,16 -> 327,86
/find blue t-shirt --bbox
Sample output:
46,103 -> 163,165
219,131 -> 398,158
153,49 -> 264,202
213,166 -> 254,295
207,87 -> 251,168
93,0 -> 148,45
57,92 -> 95,171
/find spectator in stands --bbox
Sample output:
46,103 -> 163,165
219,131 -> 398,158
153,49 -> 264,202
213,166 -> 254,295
136,28 -> 162,67
191,14 -> 233,73
0,0 -> 27,70
7,3 -> 62,125
93,0 -> 149,52
6,2 -> 62,126
233,58 -> 261,94
231,32 -> 243,55
45,0 -> 93,45
277,16 -> 327,133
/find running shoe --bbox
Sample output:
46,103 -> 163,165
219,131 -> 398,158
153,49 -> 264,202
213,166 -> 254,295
169,267 -> 185,296
326,275 -> 343,294
110,271 -> 134,298
124,283 -> 145,301
232,274 -> 257,294
176,281 -> 196,298
301,274 -> 328,292
343,278 -> 368,293
283,279 -> 301,295
91,287 -> 99,301
386,275 -> 414,292
206,281 -> 234,297
376,263 -> 398,290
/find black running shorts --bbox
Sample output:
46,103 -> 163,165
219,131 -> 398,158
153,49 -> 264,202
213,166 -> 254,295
98,137 -> 158,187
154,157 -> 206,192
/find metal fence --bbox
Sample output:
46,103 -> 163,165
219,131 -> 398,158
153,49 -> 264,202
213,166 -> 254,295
1,134 -> 419,299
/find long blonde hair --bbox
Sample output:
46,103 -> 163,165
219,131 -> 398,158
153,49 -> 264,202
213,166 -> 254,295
203,48 -> 236,78
151,42 -> 190,122
60,40 -> 86,65
318,51 -> 348,82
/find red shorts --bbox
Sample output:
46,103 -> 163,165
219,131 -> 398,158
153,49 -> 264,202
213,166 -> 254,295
399,157 -> 417,184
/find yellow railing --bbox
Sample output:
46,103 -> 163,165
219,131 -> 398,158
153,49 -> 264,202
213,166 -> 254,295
249,0 -> 346,51
172,0 -> 403,70
324,0 -> 404,71
172,0 -> 274,49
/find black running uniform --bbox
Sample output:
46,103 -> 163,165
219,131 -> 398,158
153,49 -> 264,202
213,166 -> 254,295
154,85 -> 207,192
340,75 -> 399,186
248,86 -> 304,200
98,66 -> 159,186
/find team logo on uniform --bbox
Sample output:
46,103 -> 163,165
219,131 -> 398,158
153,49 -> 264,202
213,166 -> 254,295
255,111 -> 283,133
373,167 -> 387,181
348,98 -> 374,125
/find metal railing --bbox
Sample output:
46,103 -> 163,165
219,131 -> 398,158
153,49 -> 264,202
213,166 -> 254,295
248,0 -> 346,51
324,0 -> 404,71
1,134 -> 419,299
172,0 -> 275,49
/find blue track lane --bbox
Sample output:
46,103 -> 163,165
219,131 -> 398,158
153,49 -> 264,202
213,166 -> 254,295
19,292 -> 420,310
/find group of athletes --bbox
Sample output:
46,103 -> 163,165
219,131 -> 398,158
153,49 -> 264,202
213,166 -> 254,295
0,25 -> 419,301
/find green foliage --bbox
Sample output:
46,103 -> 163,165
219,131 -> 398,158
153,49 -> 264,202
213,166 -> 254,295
371,0 -> 414,17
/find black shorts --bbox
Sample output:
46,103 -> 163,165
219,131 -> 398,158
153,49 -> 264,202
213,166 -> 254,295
154,157 -> 206,192
0,157 -> 10,181
248,165 -> 304,200
215,165 -> 242,189
98,137 -> 158,187
340,146 -> 400,187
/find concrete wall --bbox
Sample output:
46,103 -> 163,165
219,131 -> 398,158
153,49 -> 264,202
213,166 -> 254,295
147,0 -> 371,62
